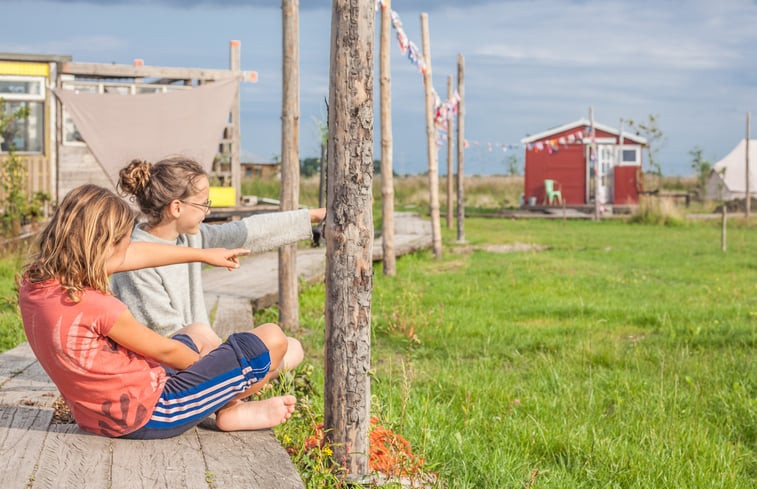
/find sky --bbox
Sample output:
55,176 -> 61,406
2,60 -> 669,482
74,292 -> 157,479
2,0 -> 756,176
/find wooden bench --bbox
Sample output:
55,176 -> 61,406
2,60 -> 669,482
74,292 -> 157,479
0,321 -> 304,488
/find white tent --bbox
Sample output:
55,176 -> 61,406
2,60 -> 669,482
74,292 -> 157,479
705,139 -> 757,200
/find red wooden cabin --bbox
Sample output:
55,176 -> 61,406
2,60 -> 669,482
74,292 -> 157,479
521,119 -> 646,206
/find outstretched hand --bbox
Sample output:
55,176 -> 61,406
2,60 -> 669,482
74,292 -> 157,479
204,248 -> 251,271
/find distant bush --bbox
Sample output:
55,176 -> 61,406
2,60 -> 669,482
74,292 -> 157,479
629,196 -> 685,226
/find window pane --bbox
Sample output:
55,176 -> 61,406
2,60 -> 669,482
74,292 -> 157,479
622,149 -> 637,162
0,79 -> 42,96
0,101 -> 44,152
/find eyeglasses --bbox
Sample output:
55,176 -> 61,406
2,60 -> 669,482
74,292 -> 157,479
180,200 -> 212,214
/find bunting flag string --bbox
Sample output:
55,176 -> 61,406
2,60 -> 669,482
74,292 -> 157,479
374,1 -> 588,162
376,0 -> 457,131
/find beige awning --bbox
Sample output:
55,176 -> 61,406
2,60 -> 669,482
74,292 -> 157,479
53,79 -> 237,186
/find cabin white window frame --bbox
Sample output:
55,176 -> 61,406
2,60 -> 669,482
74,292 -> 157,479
617,145 -> 640,166
0,75 -> 46,154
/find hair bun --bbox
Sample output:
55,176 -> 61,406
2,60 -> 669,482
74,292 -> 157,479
118,159 -> 152,195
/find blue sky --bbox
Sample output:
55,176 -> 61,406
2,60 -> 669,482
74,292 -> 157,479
2,0 -> 756,176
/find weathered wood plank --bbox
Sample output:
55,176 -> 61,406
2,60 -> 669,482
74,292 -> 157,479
111,428 -> 208,489
211,295 -> 254,339
33,424 -> 112,489
0,406 -> 53,489
0,360 -> 59,408
198,428 -> 304,489
0,342 -> 38,387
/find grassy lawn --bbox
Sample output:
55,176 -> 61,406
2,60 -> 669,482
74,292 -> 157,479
268,216 -> 755,488
1,174 -> 754,487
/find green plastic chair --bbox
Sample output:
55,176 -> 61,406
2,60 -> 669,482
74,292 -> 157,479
544,179 -> 563,205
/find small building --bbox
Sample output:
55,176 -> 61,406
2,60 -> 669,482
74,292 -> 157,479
241,162 -> 281,179
521,118 -> 647,207
0,46 -> 256,209
705,139 -> 756,201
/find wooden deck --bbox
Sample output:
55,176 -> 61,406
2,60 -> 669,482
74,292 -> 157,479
0,212 -> 433,488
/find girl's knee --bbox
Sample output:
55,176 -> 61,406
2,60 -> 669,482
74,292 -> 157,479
251,323 -> 288,357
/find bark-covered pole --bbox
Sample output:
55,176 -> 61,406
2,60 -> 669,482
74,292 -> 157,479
421,13 -> 443,258
456,53 -> 465,242
324,0 -> 375,477
279,0 -> 300,330
380,0 -> 396,276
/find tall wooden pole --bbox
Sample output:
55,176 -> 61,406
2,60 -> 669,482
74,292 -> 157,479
456,53 -> 465,243
229,40 -> 242,205
446,75 -> 453,229
590,106 -> 600,221
380,0 -> 396,276
319,141 -> 326,208
324,0 -> 374,477
420,13 -> 442,258
279,0 -> 300,330
746,112 -> 751,219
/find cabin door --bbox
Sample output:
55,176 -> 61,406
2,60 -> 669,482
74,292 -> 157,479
597,144 -> 615,204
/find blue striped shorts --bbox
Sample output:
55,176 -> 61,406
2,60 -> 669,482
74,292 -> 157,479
122,331 -> 270,439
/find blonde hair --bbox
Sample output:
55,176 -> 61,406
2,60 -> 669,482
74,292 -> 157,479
25,184 -> 136,301
117,157 -> 207,225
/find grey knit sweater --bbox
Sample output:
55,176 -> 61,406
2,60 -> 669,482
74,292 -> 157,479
111,209 -> 312,336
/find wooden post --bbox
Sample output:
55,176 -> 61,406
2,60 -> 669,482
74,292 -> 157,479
590,106 -> 600,221
279,0 -> 300,331
324,0 -> 374,478
420,13 -> 442,258
721,205 -> 727,252
380,0 -> 396,276
456,53 -> 465,243
318,141 -> 326,208
746,112 -> 751,219
446,75 -> 454,229
229,40 -> 242,205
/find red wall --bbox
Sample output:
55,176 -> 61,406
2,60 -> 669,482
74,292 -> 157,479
613,166 -> 640,204
525,145 -> 585,205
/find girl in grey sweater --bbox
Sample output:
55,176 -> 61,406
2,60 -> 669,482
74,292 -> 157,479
112,157 -> 325,370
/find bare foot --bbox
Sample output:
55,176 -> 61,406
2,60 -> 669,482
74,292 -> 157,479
215,395 -> 296,431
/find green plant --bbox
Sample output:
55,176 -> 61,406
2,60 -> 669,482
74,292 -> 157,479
628,195 -> 685,226
689,146 -> 712,198
0,99 -> 50,237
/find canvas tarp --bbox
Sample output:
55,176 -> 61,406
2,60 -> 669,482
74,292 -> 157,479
705,139 -> 757,200
53,79 -> 237,186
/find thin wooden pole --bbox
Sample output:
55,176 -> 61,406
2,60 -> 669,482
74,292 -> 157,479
746,112 -> 751,219
590,106 -> 600,221
446,75 -> 453,229
229,40 -> 242,204
456,53 -> 465,243
324,0 -> 374,478
380,0 -> 396,276
279,0 -> 300,330
420,13 -> 442,258
721,205 -> 727,252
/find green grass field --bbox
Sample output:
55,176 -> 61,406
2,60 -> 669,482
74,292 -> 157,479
268,216 -> 755,488
1,175 -> 754,487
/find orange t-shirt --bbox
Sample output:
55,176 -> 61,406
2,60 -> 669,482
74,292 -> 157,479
19,279 -> 167,437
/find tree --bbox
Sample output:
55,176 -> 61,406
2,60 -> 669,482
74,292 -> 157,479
626,114 -> 666,181
0,99 -> 49,236
505,153 -> 520,176
300,157 -> 320,177
689,146 -> 711,197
